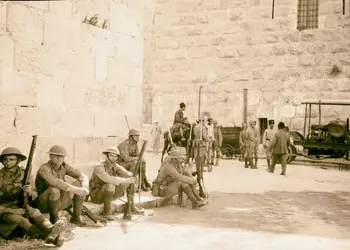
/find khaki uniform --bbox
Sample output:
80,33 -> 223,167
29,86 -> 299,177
89,161 -> 132,204
263,128 -> 275,160
269,129 -> 291,174
152,160 -> 195,198
239,129 -> 247,159
117,139 -> 150,189
253,128 -> 260,158
0,166 -> 50,239
193,123 -> 209,158
213,126 -> 222,158
244,128 -> 256,158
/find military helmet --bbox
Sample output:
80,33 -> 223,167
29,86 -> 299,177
168,147 -> 186,159
268,120 -> 275,125
0,147 -> 27,162
48,145 -> 67,156
102,147 -> 120,156
128,128 -> 140,136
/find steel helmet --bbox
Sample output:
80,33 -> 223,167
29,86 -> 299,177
102,147 -> 120,156
128,128 -> 140,136
168,147 -> 186,159
48,145 -> 67,156
0,147 -> 27,162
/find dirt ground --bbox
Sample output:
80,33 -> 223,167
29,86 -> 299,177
1,154 -> 350,250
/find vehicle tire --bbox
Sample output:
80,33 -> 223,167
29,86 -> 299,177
287,144 -> 297,164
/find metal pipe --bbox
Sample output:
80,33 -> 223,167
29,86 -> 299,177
301,101 -> 350,106
308,104 -> 311,136
303,104 -> 307,138
318,100 -> 321,140
346,118 -> 349,160
243,88 -> 248,124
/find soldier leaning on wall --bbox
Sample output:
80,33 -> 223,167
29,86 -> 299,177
117,128 -> 151,192
89,147 -> 137,221
35,145 -> 90,227
0,147 -> 67,247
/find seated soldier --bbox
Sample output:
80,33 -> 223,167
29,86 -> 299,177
152,147 -> 207,209
0,147 -> 67,247
173,102 -> 188,141
118,128 -> 151,192
89,147 -> 137,221
35,145 -> 89,227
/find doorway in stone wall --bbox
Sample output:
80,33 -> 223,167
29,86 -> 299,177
259,118 -> 268,143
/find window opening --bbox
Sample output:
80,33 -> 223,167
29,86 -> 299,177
259,118 -> 268,144
297,0 -> 319,30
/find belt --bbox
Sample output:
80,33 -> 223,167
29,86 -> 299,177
266,139 -> 270,141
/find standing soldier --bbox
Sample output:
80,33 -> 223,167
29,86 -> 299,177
150,120 -> 162,156
268,122 -> 291,175
263,120 -> 275,169
35,145 -> 89,227
253,121 -> 260,168
245,121 -> 258,169
239,123 -> 248,162
207,118 -> 215,165
151,147 -> 206,209
0,147 -> 67,247
213,120 -> 222,166
89,147 -> 137,221
173,102 -> 188,141
193,117 -> 210,166
118,128 -> 151,192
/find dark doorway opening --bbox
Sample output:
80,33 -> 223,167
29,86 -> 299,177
259,118 -> 268,143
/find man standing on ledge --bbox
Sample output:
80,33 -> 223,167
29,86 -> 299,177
173,102 -> 188,141
118,128 -> 151,192
35,145 -> 89,227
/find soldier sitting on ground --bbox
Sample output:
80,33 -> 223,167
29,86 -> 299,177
35,145 -> 89,227
118,128 -> 151,192
151,147 -> 207,209
89,147 -> 138,221
0,147 -> 67,247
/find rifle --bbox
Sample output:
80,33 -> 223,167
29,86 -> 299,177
66,205 -> 107,225
123,140 -> 148,221
186,123 -> 193,164
22,135 -> 37,218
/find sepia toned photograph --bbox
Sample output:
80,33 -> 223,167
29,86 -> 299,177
0,0 -> 349,249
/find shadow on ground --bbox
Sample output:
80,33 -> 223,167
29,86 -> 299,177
150,191 -> 350,239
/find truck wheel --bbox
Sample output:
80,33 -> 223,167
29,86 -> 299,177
287,144 -> 297,164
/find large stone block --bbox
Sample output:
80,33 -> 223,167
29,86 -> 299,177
7,3 -> 44,43
93,112 -> 129,137
73,137 -> 103,165
20,2 -> 48,11
279,105 -> 296,118
86,25 -> 116,58
0,3 -> 6,35
110,3 -> 141,36
0,36 -> 14,69
43,13 -> 81,50
336,79 -> 350,91
0,106 -> 17,137
15,107 -> 40,136
14,43 -> 54,74
0,68 -> 37,106
95,56 -> 107,82
48,1 -> 73,17
115,34 -> 142,66
36,75 -> 65,110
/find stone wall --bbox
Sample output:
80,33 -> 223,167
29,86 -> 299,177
149,0 -> 350,132
0,1 -> 148,169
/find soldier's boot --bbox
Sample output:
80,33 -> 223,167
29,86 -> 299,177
210,155 -> 215,165
102,191 -> 115,221
215,158 -> 219,166
48,199 -> 61,224
130,187 -> 145,215
70,195 -> 88,227
249,158 -> 254,168
141,167 -> 151,192
28,206 -> 67,247
254,158 -> 258,169
183,186 -> 206,209
267,159 -> 271,170
244,158 -> 249,168
180,127 -> 185,141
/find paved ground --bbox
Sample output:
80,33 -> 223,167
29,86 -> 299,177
2,153 -> 350,250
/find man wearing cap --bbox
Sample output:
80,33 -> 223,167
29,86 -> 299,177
118,128 -> 151,192
150,120 -> 162,156
193,116 -> 210,165
35,145 -> 89,227
268,122 -> 291,175
213,120 -> 222,166
263,120 -> 275,169
173,102 -> 188,141
0,147 -> 67,247
89,147 -> 137,220
244,121 -> 258,169
239,123 -> 248,162
152,147 -> 207,209
206,118 -> 215,165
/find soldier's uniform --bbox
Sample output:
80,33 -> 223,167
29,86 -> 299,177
35,145 -> 89,227
253,121 -> 260,168
89,147 -> 137,220
151,147 -> 206,209
213,120 -> 222,166
244,121 -> 258,169
0,147 -> 66,247
206,118 -> 215,165
263,120 -> 275,169
193,117 -> 209,161
117,128 -> 151,192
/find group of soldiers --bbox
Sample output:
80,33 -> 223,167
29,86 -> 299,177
0,128 -> 153,247
239,120 -> 291,175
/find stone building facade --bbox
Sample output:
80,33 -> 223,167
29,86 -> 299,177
148,0 -> 350,134
0,1 -> 148,169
